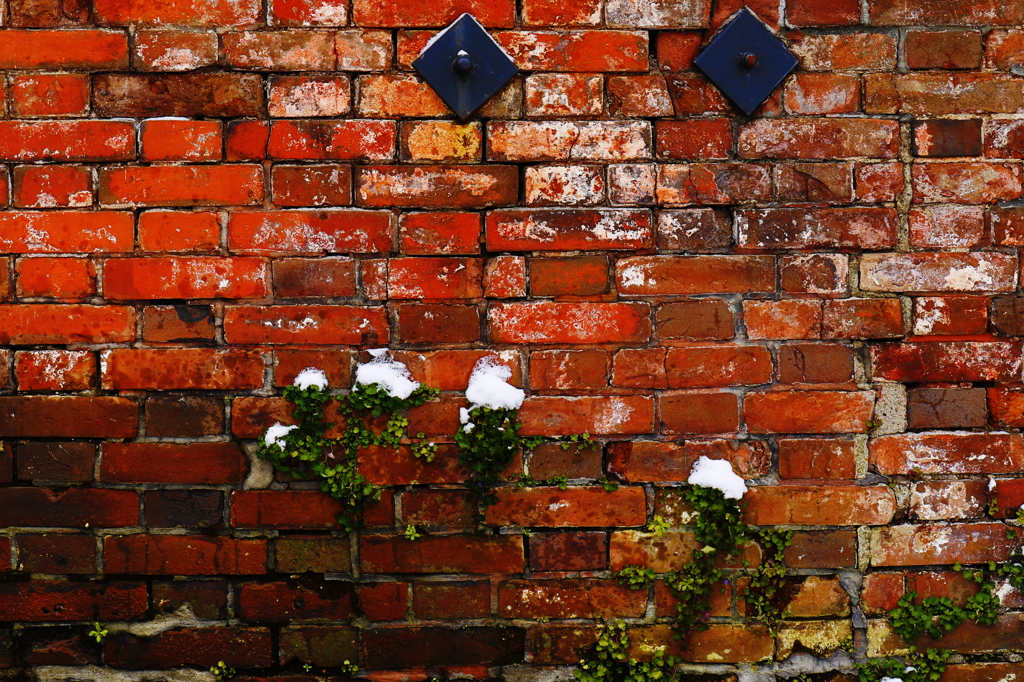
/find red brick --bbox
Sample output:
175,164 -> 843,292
156,582 -> 229,619
607,439 -> 771,482
105,628 -> 271,668
356,582 -> 406,621
356,74 -> 448,117
910,480 -> 987,521
655,119 -> 732,160
664,74 -> 732,115
280,626 -> 358,668
104,535 -> 266,575
274,536 -> 352,573
778,343 -> 855,384
15,350 -> 95,390
362,627 -> 523,667
499,579 -> 646,619
102,349 -> 264,390
226,305 -> 389,345
912,296 -> 988,335
745,485 -> 894,525
913,162 -> 1022,204
0,396 -> 137,438
386,257 -> 483,299
737,207 -> 897,250
16,258 -> 97,299
990,387 -> 1024,427
530,349 -> 608,389
231,491 -> 348,529
906,30 -> 982,69
395,303 -> 480,343
352,0 -> 513,26
226,121 -> 270,160
911,120 -> 981,160
357,166 -> 517,208
866,72 -> 1024,115
779,438 -> 856,479
16,442 -> 94,482
856,162 -> 905,202
100,165 -> 263,207
780,254 -> 849,297
146,490 -> 223,529
488,120 -> 651,162
984,119 -> 1024,159
361,534 -> 524,574
871,341 -> 1021,382
0,581 -> 146,622
271,0 -> 348,25
0,488 -> 138,527
0,305 -> 135,345
94,73 -> 263,117
785,530 -> 857,569
773,162 -> 854,203
871,432 -> 1024,475
141,305 -> 216,344
0,121 -> 133,162
272,258 -> 356,298
239,581 -> 353,621
611,348 -> 667,388
606,75 -> 674,118
143,397 -> 222,437
787,0 -> 859,25
400,212 -> 481,254
656,300 -> 735,340
496,30 -> 646,71
104,257 -> 268,300
529,255 -> 607,296
228,210 -> 392,254
141,119 -> 222,162
414,582 -> 490,619
746,391 -> 875,434
133,29 -> 219,70
139,210 -> 221,252
870,523 -> 1019,566
739,119 -> 899,159
744,300 -> 822,340
0,29 -> 128,69
987,29 -> 1024,70
274,349 -> 353,388
484,256 -> 526,298
860,253 -> 1017,293
784,73 -> 860,115
627,623 -> 771,662
617,255 -> 774,295
13,166 -> 93,209
660,391 -> 739,434
656,163 -> 771,205
0,212 -> 133,253
664,345 -> 772,387
486,486 -> 646,527
909,206 -> 985,249
403,490 -> 475,527
268,120 -> 395,160
519,395 -> 654,435
822,298 -> 904,339
11,73 -> 89,117
101,442 -> 247,484
489,302 -> 650,344
486,209 -> 651,251
655,31 -> 702,70
18,534 -> 97,574
869,0 -> 1024,25
94,0 -> 260,26
224,31 -> 336,70
790,33 -> 898,71
524,165 -> 604,207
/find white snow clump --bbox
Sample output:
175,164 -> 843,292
687,456 -> 748,499
293,367 -> 328,390
354,350 -> 419,400
879,678 -> 903,682
265,423 -> 297,449
465,356 -> 524,411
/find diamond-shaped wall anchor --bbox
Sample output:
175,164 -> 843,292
693,8 -> 797,116
413,13 -> 519,121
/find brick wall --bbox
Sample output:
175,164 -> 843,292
1,0 -> 1024,678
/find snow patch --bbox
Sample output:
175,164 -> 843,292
466,356 -> 524,411
687,456 -> 747,499
355,351 -> 419,399
293,367 -> 328,390
265,423 -> 297,449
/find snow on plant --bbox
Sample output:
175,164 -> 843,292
354,349 -> 419,400
264,423 -> 297,450
293,367 -> 328,390
687,455 -> 748,499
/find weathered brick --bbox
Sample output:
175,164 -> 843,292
486,487 -> 646,527
102,442 -> 247,484
239,580 -> 353,621
866,73 -> 1024,115
0,488 -> 137,527
655,300 -> 734,340
617,255 -> 774,295
489,120 -> 651,162
744,300 -> 822,340
660,391 -> 739,434
141,305 -> 216,344
16,442 -> 95,482
275,536 -> 351,573
784,73 -> 860,115
737,207 -> 897,249
910,480 -> 987,521
992,296 -> 1024,335
739,119 -> 899,159
780,254 -> 849,297
0,396 -> 137,438
400,212 -> 481,254
270,0 -> 348,25
607,439 -> 770,482
104,536 -> 267,575
822,298 -> 904,339
101,349 -> 264,390
664,74 -> 732,115
906,29 -> 982,69
231,491 -> 348,529
224,31 -> 336,70
745,485 -> 895,525
133,29 -> 219,71
357,166 -> 518,208
413,581 -> 490,619
486,209 -> 652,251
361,534 -> 524,574
497,30 -> 647,71
656,208 -> 732,251
145,395 -> 223,438
401,121 -> 482,162
524,73 -> 602,117
871,432 -> 1024,475
0,581 -> 146,622
280,626 -> 358,667
657,163 -> 771,205
987,29 -> 1024,70
105,628 -> 271,668
746,391 -> 875,433
869,0 -> 1024,25
871,341 -> 1021,382
860,253 -> 1017,293
93,74 -> 263,117
530,256 -> 609,296
9,0 -> 90,26
790,32 -> 898,71
272,258 -> 356,298
524,166 -> 605,207
655,119 -> 732,160
229,210 -> 391,254
94,0 -> 260,25
13,166 -> 93,209
912,296 -> 988,335
606,75 -> 674,118
787,0 -> 860,25
778,344 -> 856,384
499,579 -> 646,619
15,350 -> 96,391
489,302 -> 650,344
907,387 -> 988,429
605,0 -> 708,27
913,162 -> 1022,204
146,490 -> 224,529
361,626 -> 524,667
357,74 -> 448,117
909,205 -> 985,248
856,161 -> 905,202
779,438 -> 856,479
17,534 -> 96,574
403,489 -> 475,526
870,523 -> 1019,566
225,305 -> 389,345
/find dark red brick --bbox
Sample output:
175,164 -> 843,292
360,627 -> 524,668
145,490 -> 224,529
0,581 -> 147,622
907,387 -> 988,429
104,535 -> 267,575
17,534 -> 97,574
529,532 -> 608,572
238,580 -> 354,621
0,488 -> 137,528
105,628 -> 272,668
16,442 -> 94,482
360,534 -> 524,574
912,119 -> 983,157
413,582 -> 490,619
152,581 -> 229,620
145,395 -> 224,437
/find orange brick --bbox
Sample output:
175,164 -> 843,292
399,212 -> 481,255
268,76 -> 351,117
13,166 -> 93,208
522,0 -> 601,25
11,73 -> 89,117
15,350 -> 97,391
99,165 -> 263,207
270,0 -> 348,25
138,210 -> 221,253
0,29 -> 128,69
271,165 -> 352,207
133,30 -> 219,71
104,257 -> 267,300
16,257 -> 97,299
141,119 -> 223,161
94,0 -> 261,26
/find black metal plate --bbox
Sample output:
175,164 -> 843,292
413,13 -> 518,121
693,8 -> 797,116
